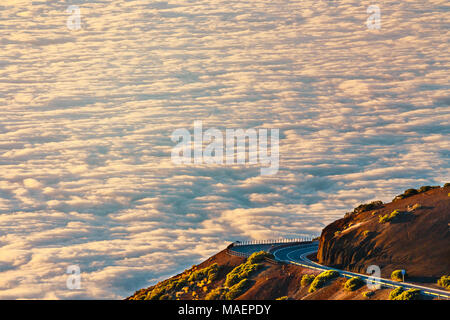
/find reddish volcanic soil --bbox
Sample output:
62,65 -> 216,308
317,186 -> 450,283
128,185 -> 449,300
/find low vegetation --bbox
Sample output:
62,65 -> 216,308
395,289 -> 422,300
389,287 -> 404,300
346,201 -> 383,217
205,287 -> 228,300
129,263 -> 223,300
418,185 -> 439,193
309,270 -> 340,293
393,186 -> 440,201
301,274 -> 315,287
205,251 -> 273,300
247,251 -> 274,264
391,270 -> 406,282
378,210 -> 402,223
188,263 -> 220,283
225,251 -> 270,287
437,275 -> 450,290
225,262 -> 259,287
344,276 -> 365,291
407,203 -> 422,212
389,287 -> 422,300
225,279 -> 251,300
206,275 -> 253,300
397,188 -> 418,199
353,201 -> 383,214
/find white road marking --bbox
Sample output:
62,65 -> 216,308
284,245 -> 450,299
234,242 -> 450,299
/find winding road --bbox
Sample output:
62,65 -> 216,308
231,241 -> 450,299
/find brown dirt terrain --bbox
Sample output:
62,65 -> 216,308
128,185 -> 449,300
126,248 -> 246,300
128,248 -> 395,300
317,185 -> 450,285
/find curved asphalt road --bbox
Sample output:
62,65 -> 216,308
232,241 -> 450,299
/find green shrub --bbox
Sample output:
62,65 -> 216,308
225,258 -> 261,287
392,289 -> 422,300
131,292 -> 146,300
142,263 -> 221,300
389,287 -> 404,300
301,274 -> 316,287
309,270 -> 340,292
206,279 -> 253,301
188,263 -> 220,282
344,276 -> 365,291
407,203 -> 422,211
390,210 -> 401,218
225,279 -> 251,300
146,288 -> 163,300
437,275 -> 450,290
353,201 -> 383,214
393,189 -> 417,201
379,210 -> 401,223
418,185 -> 439,193
247,251 -> 274,264
207,264 -> 220,282
394,186 -> 441,201
205,287 -> 228,300
403,189 -> 418,197
362,291 -> 375,298
391,270 -> 406,282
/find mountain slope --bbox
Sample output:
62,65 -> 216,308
317,185 -> 450,281
127,248 -> 393,300
128,184 -> 449,300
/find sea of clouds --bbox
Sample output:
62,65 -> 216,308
0,0 -> 448,299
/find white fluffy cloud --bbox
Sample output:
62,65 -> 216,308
0,0 -> 448,299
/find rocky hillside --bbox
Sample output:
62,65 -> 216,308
127,248 -> 394,300
317,184 -> 450,281
127,184 -> 449,300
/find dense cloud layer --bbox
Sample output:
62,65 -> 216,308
0,0 -> 448,299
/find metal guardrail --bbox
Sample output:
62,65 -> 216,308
232,237 -> 316,246
226,239 -> 317,264
226,249 -> 250,258
287,260 -> 450,300
227,240 -> 450,300
225,249 -> 281,265
268,242 -> 313,254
